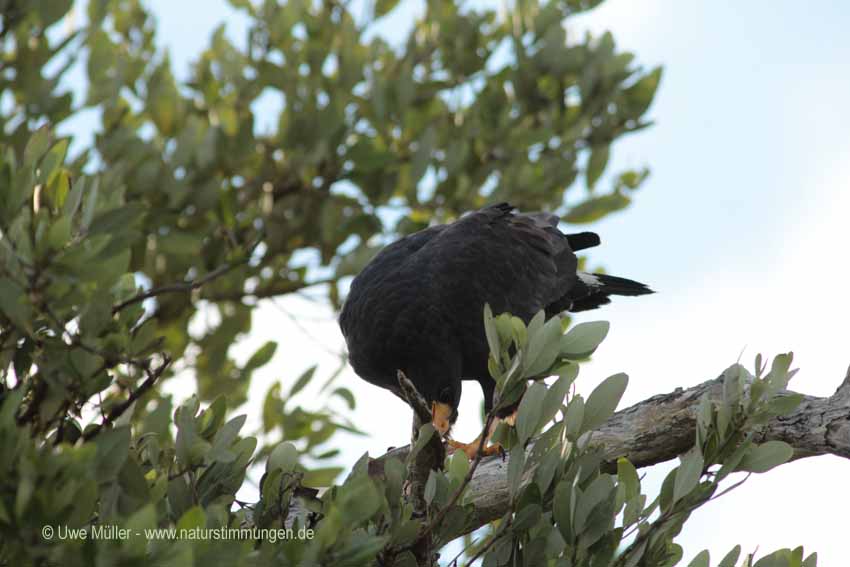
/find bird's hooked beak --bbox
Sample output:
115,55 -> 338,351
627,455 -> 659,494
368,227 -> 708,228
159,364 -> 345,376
431,401 -> 453,438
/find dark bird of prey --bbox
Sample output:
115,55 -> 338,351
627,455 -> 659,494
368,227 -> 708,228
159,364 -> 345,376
339,202 -> 653,457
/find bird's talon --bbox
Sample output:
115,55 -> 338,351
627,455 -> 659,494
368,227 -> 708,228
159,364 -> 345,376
447,438 -> 503,460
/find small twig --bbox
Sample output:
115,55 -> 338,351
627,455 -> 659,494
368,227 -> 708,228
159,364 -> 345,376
396,369 -> 445,566
397,370 -> 432,425
464,515 -> 513,567
111,261 -> 240,314
269,298 -> 342,357
448,535 -> 480,567
112,232 -> 264,313
82,354 -> 172,441
168,464 -> 193,481
419,413 -> 496,543
616,471 -> 742,567
707,472 -> 751,503
621,519 -> 642,542
205,277 -> 337,303
41,303 -> 145,369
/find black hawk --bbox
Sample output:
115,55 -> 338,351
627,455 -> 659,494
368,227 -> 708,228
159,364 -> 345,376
339,202 -> 652,457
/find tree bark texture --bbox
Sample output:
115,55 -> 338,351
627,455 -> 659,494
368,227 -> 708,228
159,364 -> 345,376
366,366 -> 850,541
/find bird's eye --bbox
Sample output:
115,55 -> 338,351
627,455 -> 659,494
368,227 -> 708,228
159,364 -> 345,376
438,387 -> 453,404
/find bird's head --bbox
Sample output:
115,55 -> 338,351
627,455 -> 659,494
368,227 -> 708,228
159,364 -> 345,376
429,384 -> 461,438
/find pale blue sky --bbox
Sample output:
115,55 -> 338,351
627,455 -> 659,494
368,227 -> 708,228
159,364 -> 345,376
59,1 -> 850,564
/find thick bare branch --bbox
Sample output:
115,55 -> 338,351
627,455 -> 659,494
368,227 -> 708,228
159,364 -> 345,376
369,368 -> 850,541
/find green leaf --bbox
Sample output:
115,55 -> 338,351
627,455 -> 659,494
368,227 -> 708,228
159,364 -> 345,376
0,278 -> 32,331
673,449 -> 704,504
177,506 -> 206,532
495,313 -> 514,347
623,67 -> 663,117
167,477 -> 193,520
88,203 -> 146,236
581,373 -> 628,433
337,242 -> 382,277
617,458 -> 640,500
39,139 -> 70,185
526,310 -> 546,345
737,441 -> 794,473
36,0 -> 73,26
125,504 -> 157,550
289,365 -> 316,397
533,445 -> 561,494
553,479 -> 575,543
245,341 -> 277,373
718,546 -> 742,567
510,316 -> 528,348
564,395 -> 585,440
766,393 -> 803,417
94,426 -> 131,482
46,216 -> 72,251
374,0 -> 401,17
586,144 -> 610,189
23,125 -> 52,167
302,467 -> 343,487
333,387 -> 356,410
130,318 -> 160,355
158,230 -> 205,256
267,441 -> 299,472
424,470 -> 438,505
410,126 -> 436,186
63,175 -> 86,217
563,193 -> 631,224
484,303 -> 500,359
753,549 -> 800,567
766,352 -> 794,395
409,423 -> 436,460
208,414 -> 246,463
513,503 -> 542,532
447,450 -> 469,482
507,445 -> 526,498
560,321 -> 610,359
573,474 -> 614,536
525,315 -> 565,376
516,382 -> 547,444
540,371 -> 574,425
687,550 -> 710,567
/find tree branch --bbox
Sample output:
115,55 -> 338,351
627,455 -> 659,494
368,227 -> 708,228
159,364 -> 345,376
396,370 -> 444,567
112,262 -> 241,313
81,354 -> 172,441
201,277 -> 337,303
370,366 -> 850,542
112,232 -> 265,313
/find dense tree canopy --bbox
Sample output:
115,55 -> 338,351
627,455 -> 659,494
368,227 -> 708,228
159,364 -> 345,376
0,1 -> 828,566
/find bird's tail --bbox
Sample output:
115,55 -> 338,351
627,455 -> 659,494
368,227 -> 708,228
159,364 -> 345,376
569,272 -> 654,312
586,273 -> 653,296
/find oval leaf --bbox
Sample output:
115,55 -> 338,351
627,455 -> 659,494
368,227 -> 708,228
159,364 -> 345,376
560,321 -> 610,359
581,373 -> 628,433
516,382 -> 547,444
737,441 -> 794,473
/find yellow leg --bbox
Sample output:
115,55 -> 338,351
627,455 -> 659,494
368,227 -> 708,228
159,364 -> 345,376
431,401 -> 453,437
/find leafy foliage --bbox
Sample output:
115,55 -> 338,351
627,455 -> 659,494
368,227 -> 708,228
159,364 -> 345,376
0,0 -> 817,565
2,0 -> 660,406
470,308 -> 811,567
